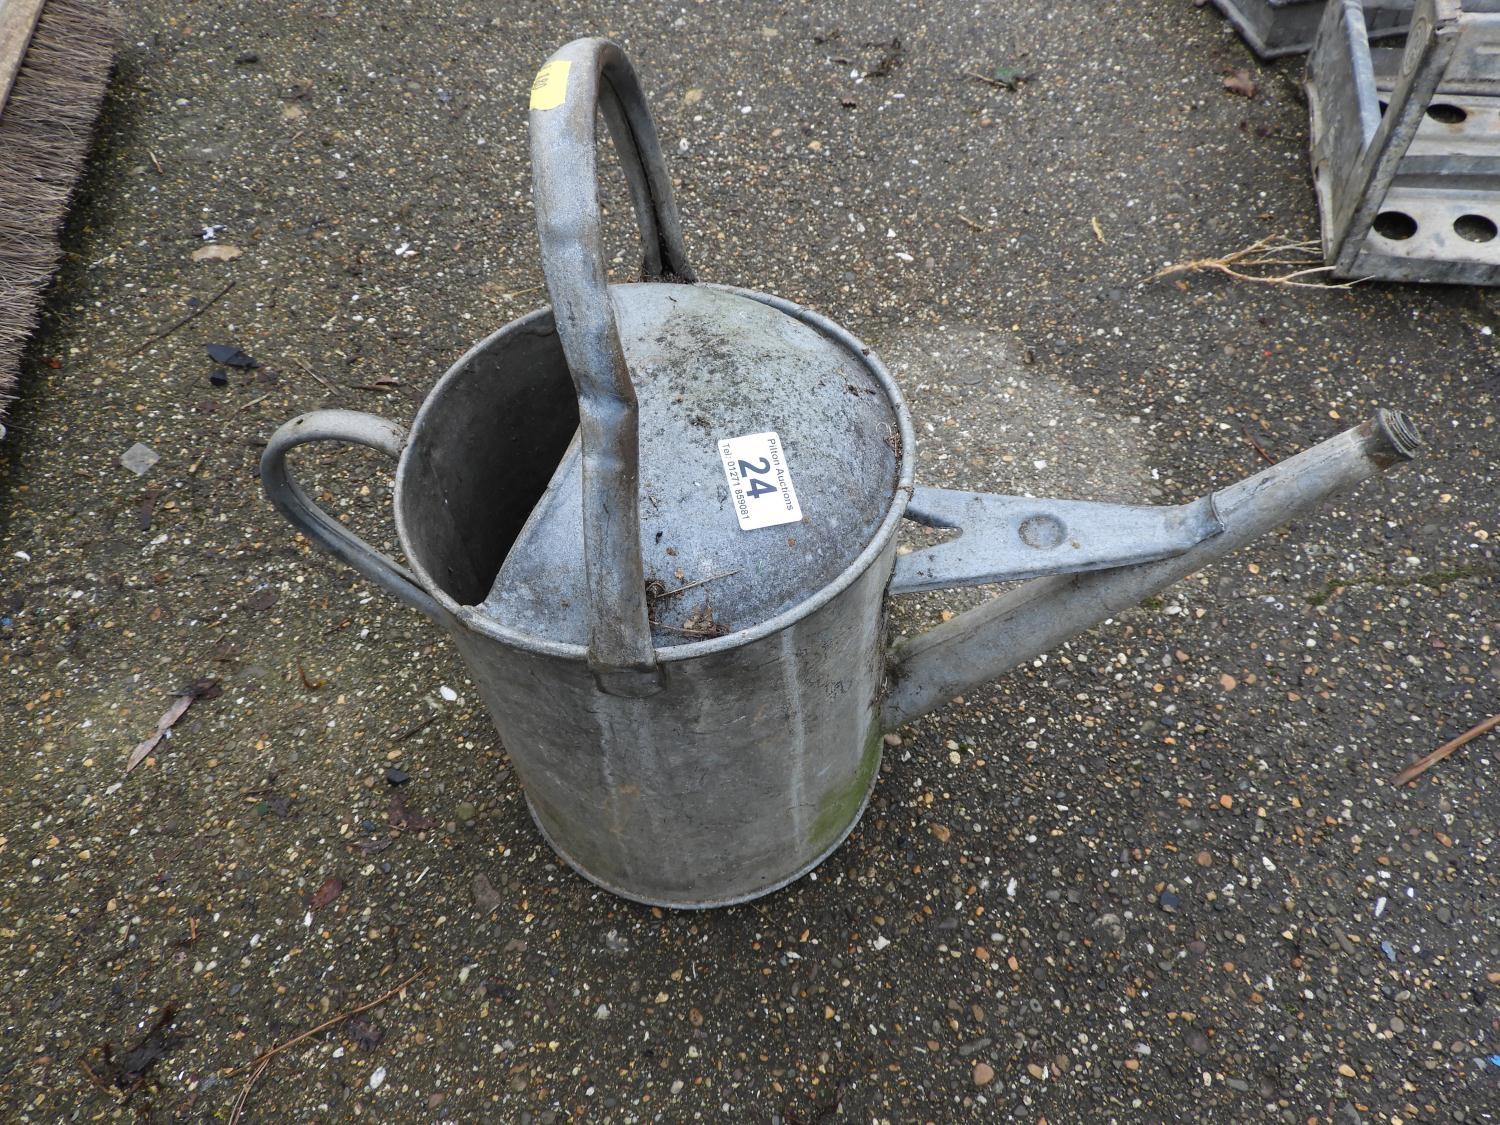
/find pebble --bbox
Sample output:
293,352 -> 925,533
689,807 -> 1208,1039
1187,1029 -> 1210,1055
958,1037 -> 992,1057
120,443 -> 160,476
472,874 -> 502,914
1159,889 -> 1181,912
1389,1016 -> 1405,1034
972,1062 -> 995,1087
368,1066 -> 387,1091
455,801 -> 477,824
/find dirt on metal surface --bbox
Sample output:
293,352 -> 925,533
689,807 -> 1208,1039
2,1 -> 1497,1121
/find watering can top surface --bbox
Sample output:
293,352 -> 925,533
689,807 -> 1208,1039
480,282 -> 909,649
474,38 -> 916,662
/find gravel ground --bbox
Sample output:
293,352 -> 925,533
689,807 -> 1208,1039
2,0 -> 1497,1121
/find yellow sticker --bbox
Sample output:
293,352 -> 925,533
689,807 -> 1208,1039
530,60 -> 571,111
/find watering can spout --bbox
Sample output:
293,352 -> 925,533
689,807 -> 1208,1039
881,410 -> 1422,730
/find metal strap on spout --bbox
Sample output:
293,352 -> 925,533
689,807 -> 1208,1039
891,489 -> 1224,594
528,38 -> 694,687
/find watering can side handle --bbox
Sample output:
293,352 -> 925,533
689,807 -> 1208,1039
528,38 -> 693,686
260,410 -> 443,624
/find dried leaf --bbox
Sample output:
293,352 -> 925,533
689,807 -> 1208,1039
80,1005 -> 178,1093
472,873 -> 503,914
1222,68 -> 1257,99
346,1016 -> 385,1049
388,793 -> 436,832
244,587 -> 279,612
126,696 -> 192,773
179,677 -> 223,703
307,875 -> 344,912
123,680 -> 221,774
863,36 -> 903,79
267,794 -> 292,818
191,243 -> 243,263
114,1004 -> 178,1082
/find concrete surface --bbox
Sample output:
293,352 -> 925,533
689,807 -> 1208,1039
2,0 -> 1497,1121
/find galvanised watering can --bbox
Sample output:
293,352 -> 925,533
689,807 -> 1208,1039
262,38 -> 1421,907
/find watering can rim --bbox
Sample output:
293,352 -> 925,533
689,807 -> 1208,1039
390,281 -> 920,663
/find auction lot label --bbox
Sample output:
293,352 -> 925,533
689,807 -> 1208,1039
718,431 -> 802,531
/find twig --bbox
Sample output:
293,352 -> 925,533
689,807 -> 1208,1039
131,281 -> 236,355
292,356 -> 335,391
1091,216 -> 1105,245
651,621 -> 725,638
647,570 -> 739,602
228,1057 -> 270,1125
148,149 -> 164,175
1148,234 -> 1361,289
955,213 -> 986,232
1393,713 -> 1500,787
224,968 -> 423,1123
1242,426 -> 1277,465
395,714 -> 437,741
78,1057 -> 129,1101
493,285 -> 545,302
963,69 -> 1008,88
228,392 -> 272,420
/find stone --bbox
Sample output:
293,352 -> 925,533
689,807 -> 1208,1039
121,443 -> 160,476
973,1062 -> 995,1086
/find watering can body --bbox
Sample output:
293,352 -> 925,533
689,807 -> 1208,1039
262,39 -> 1420,908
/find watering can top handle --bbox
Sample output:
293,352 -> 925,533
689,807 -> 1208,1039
528,37 -> 694,685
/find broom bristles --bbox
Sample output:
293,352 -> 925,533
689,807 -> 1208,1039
0,0 -> 119,427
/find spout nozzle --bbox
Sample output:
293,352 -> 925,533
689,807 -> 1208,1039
1366,409 -> 1422,467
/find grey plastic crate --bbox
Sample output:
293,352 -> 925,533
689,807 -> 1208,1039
1214,0 -> 1411,57
1307,0 -> 1500,283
